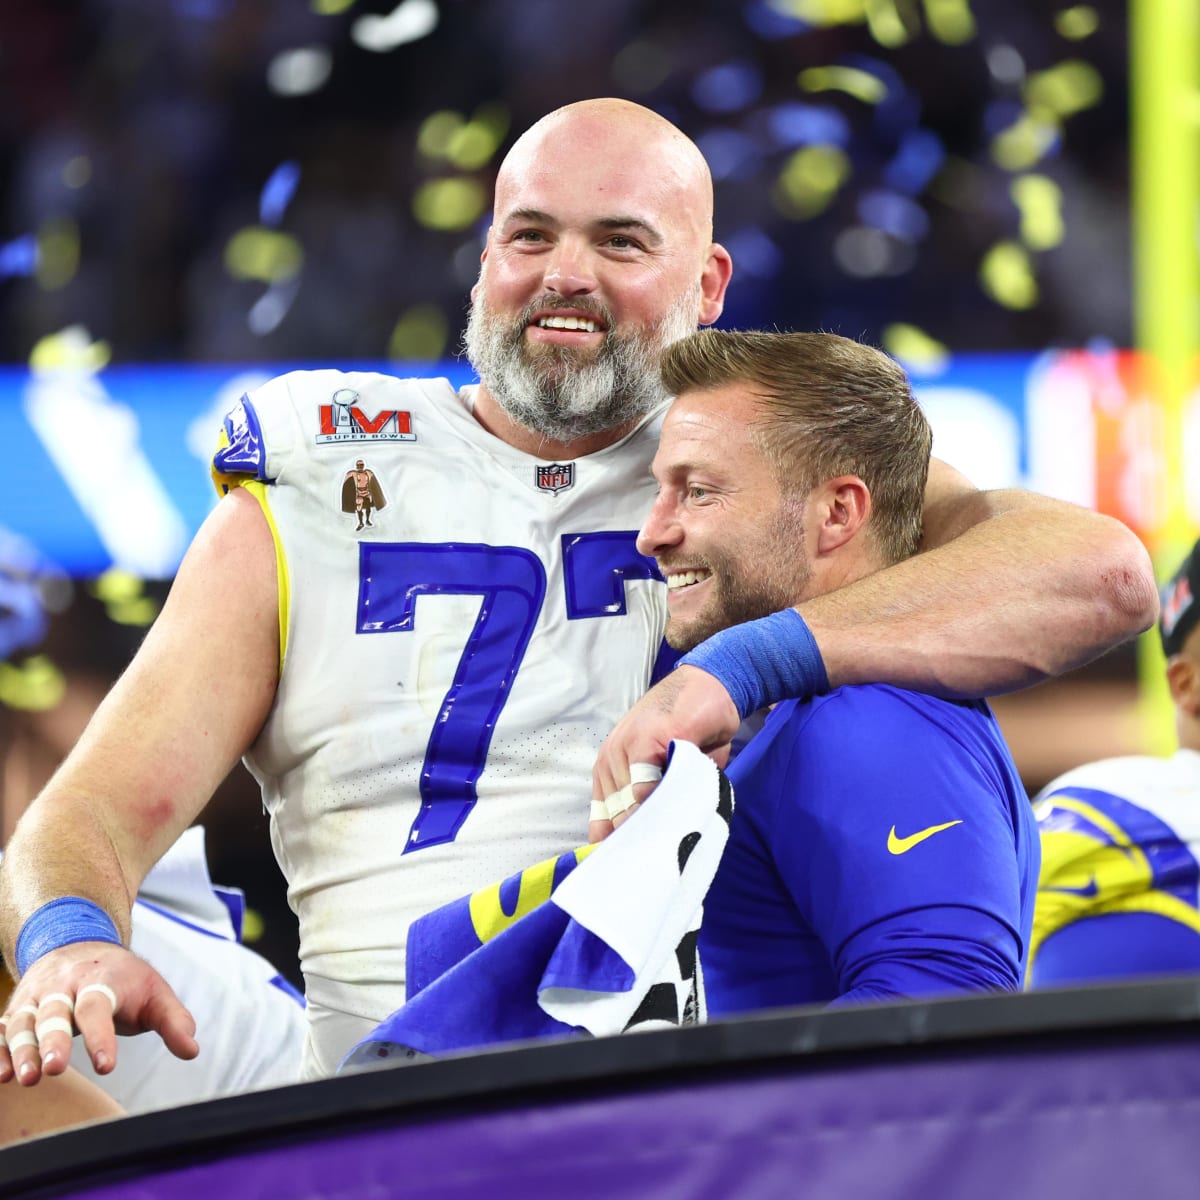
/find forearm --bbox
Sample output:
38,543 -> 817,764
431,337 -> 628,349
800,492 -> 1157,697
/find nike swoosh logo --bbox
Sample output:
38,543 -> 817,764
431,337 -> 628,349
887,820 -> 964,855
1042,878 -> 1100,898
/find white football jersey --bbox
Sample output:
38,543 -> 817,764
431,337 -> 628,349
69,828 -> 307,1110
213,371 -> 669,1074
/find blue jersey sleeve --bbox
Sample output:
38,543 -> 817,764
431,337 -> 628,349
764,687 -> 1031,1002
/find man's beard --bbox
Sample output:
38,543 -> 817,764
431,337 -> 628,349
663,508 -> 812,653
463,289 -> 699,442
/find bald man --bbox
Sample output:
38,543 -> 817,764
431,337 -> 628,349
0,99 -> 1155,1083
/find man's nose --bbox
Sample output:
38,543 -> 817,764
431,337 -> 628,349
637,497 -> 682,558
542,238 -> 597,297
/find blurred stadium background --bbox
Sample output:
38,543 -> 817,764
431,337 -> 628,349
0,0 -> 1194,983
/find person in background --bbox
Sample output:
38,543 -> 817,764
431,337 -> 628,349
1028,539 -> 1200,987
0,99 -> 1155,1085
632,330 -> 1038,1011
0,549 -> 306,1114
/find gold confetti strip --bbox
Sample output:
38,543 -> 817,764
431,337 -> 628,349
883,323 -> 950,373
28,326 -> 110,374
798,66 -> 888,105
1010,175 -> 1064,251
865,0 -> 916,47
224,227 -> 304,284
0,656 -> 66,713
772,145 -> 852,220
311,0 -> 355,11
413,178 -> 487,231
922,0 -> 976,44
979,241 -> 1038,309
389,304 -> 448,360
990,111 -> 1061,172
90,570 -> 160,626
36,217 -> 79,291
1054,6 -> 1100,40
1024,60 -> 1103,119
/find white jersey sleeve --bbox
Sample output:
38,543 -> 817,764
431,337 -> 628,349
70,827 -> 307,1111
211,371 -> 669,1074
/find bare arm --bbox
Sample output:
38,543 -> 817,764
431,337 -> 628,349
591,462 -> 1158,831
806,458 -> 1159,696
0,486 -> 280,1081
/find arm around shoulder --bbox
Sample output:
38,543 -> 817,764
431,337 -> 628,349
800,459 -> 1158,697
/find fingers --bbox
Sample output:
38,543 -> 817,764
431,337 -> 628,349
141,986 -> 199,1062
588,761 -> 663,841
2,992 -> 80,1085
73,983 -> 120,1076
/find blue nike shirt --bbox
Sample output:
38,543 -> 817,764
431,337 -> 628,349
700,685 -> 1039,1015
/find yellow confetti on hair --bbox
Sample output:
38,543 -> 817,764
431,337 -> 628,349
388,304 -> 448,360
1054,6 -> 1099,39
224,227 -> 304,283
413,178 -> 487,231
882,323 -> 950,373
773,145 -> 852,219
0,656 -> 66,712
798,66 -> 888,105
36,217 -> 80,291
979,241 -> 1038,309
1010,175 -> 1065,250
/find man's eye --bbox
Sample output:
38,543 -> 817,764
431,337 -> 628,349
687,485 -> 708,500
606,235 -> 640,250
512,230 -> 546,243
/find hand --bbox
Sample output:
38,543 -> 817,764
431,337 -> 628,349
590,666 -> 740,842
0,942 -> 198,1086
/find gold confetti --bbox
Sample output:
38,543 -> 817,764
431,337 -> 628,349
1010,175 -> 1064,250
36,217 -> 79,291
798,66 -> 888,105
979,241 -> 1039,309
773,146 -> 852,219
224,227 -> 304,284
413,178 -> 487,231
0,656 -> 66,712
388,304 -> 448,360
883,323 -> 950,372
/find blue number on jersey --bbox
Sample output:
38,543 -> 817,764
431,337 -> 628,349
356,533 -> 661,852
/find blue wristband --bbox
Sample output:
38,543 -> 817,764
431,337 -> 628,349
678,608 -> 829,719
15,896 -> 122,977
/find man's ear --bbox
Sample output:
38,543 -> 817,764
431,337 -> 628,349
1167,654 -> 1200,717
815,476 -> 871,554
697,243 -> 734,327
470,231 -> 493,303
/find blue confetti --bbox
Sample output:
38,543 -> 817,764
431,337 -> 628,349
857,189 -> 930,241
883,129 -> 945,194
692,62 -> 763,114
766,102 -> 850,148
259,161 -> 302,228
742,0 -> 809,39
723,227 -> 784,279
0,235 -> 38,279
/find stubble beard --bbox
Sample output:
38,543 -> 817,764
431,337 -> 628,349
463,288 -> 700,442
664,507 -> 812,652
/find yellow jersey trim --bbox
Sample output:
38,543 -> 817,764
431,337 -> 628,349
229,478 -> 289,673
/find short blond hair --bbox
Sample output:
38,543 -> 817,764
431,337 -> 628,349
661,330 -> 930,563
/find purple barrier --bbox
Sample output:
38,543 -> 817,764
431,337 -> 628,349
5,977 -> 1200,1200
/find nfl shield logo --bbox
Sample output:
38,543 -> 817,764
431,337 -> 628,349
536,463 -> 575,494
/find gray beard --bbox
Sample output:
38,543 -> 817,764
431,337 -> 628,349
463,291 -> 699,442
